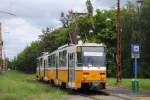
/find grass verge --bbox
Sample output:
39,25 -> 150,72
0,70 -> 67,100
107,78 -> 150,91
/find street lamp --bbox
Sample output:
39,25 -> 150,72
0,10 -> 16,16
136,0 -> 143,35
137,0 -> 143,8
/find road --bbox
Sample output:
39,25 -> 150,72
64,86 -> 150,100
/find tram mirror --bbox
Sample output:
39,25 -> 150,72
76,47 -> 81,53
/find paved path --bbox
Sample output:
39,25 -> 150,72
65,86 -> 150,100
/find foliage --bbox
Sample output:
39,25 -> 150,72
139,0 -> 150,77
40,27 -> 69,52
60,12 -> 69,28
12,41 -> 43,73
121,0 -> 150,78
86,0 -> 93,16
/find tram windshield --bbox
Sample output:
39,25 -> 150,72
77,46 -> 105,67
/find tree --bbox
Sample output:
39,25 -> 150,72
60,12 -> 68,28
86,0 -> 93,16
13,41 -> 42,73
40,27 -> 69,52
121,2 -> 137,77
139,0 -> 150,77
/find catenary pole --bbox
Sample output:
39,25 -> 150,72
116,0 -> 122,83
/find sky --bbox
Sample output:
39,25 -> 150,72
0,0 -> 136,59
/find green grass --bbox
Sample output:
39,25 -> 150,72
107,78 -> 150,91
0,70 -> 67,100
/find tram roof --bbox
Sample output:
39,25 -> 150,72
37,52 -> 49,59
76,43 -> 105,47
57,43 -> 105,50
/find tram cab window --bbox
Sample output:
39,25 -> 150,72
77,46 -> 105,67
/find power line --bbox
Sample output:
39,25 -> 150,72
0,10 -> 16,16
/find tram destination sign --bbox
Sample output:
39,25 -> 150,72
131,43 -> 140,59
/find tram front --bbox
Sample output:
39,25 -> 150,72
75,43 -> 106,90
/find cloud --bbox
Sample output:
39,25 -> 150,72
0,0 -> 136,59
0,0 -> 89,59
2,18 -> 42,59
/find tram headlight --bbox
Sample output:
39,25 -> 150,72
83,74 -> 88,80
83,73 -> 89,80
100,73 -> 105,80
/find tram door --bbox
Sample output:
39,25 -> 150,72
45,60 -> 48,80
68,53 -> 75,88
44,60 -> 46,78
56,56 -> 58,80
38,59 -> 41,77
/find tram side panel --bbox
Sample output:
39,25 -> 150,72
58,67 -> 68,85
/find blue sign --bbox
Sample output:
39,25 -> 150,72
131,43 -> 140,58
132,44 -> 140,53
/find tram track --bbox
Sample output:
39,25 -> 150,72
67,89 -> 134,100
38,80 -> 135,100
67,89 -> 111,100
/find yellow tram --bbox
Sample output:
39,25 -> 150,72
36,42 -> 106,90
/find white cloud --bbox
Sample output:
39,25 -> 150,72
2,18 -> 42,59
0,0 -> 135,59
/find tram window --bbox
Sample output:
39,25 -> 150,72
52,55 -> 54,67
37,59 -> 40,67
40,58 -> 43,67
69,53 -> 74,68
62,50 -> 67,66
77,51 -> 82,66
48,56 -> 51,67
59,52 -> 62,67
44,60 -> 46,68
59,50 -> 67,67
53,54 -> 56,67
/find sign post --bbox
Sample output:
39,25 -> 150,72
131,43 -> 140,92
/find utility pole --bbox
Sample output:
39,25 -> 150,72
116,0 -> 122,83
0,22 -> 3,73
0,10 -> 16,73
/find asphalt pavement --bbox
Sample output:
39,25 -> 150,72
65,85 -> 150,100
